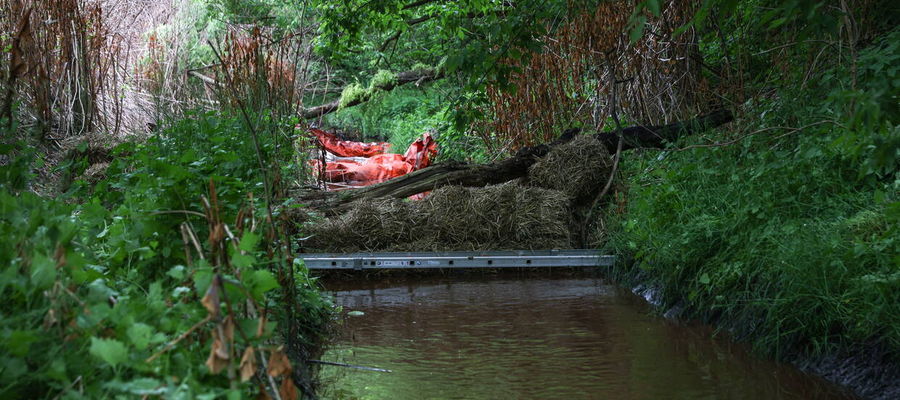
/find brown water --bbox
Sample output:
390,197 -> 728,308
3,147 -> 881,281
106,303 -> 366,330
319,274 -> 856,400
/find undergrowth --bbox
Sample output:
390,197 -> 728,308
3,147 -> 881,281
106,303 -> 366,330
324,84 -> 488,162
0,111 -> 333,398
605,29 -> 899,361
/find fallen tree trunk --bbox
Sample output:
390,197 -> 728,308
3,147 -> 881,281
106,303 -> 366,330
296,109 -> 733,213
300,68 -> 443,119
593,108 -> 734,152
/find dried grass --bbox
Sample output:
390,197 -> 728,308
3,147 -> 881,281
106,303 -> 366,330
305,198 -> 414,252
305,182 -> 573,253
477,0 -> 710,152
304,135 -> 623,252
526,135 -> 611,200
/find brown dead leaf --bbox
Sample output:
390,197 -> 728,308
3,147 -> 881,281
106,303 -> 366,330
267,347 -> 292,377
201,277 -> 220,318
209,223 -> 225,246
240,346 -> 257,382
279,377 -> 299,400
54,244 -> 67,267
205,329 -> 229,374
214,326 -> 230,360
223,315 -> 235,343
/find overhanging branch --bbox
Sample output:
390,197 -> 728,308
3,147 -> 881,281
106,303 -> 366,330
300,68 -> 444,120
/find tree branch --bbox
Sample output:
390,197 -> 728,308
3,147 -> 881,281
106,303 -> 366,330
402,0 -> 441,10
300,68 -> 444,120
295,109 -> 733,213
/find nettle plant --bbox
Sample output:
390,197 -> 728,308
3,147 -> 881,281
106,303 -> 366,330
1,113 -> 328,398
0,187 -> 295,398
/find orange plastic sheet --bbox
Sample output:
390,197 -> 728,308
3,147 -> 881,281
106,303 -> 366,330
311,132 -> 438,190
310,128 -> 391,157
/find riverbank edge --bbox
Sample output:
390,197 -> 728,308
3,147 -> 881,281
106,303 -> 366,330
609,258 -> 900,400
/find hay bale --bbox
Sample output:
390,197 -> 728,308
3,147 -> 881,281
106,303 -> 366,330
305,182 -> 573,252
304,198 -> 413,252
416,185 -> 489,246
304,135 -> 618,252
527,135 -> 611,200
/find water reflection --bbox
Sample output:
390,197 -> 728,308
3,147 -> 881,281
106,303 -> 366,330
320,275 -> 855,400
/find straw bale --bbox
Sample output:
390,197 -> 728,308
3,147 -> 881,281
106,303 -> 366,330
304,198 -> 413,252
304,182 -> 573,252
527,135 -> 611,200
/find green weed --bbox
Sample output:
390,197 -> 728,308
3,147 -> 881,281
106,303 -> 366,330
605,29 -> 900,360
0,111 -> 332,398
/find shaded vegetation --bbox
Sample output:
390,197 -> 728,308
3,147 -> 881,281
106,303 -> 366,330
0,0 -> 898,397
605,8 -> 899,364
1,112 -> 333,398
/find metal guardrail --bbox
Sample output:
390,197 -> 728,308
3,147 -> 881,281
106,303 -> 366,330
300,250 -> 615,270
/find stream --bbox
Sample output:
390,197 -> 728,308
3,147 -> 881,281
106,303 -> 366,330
319,273 -> 856,399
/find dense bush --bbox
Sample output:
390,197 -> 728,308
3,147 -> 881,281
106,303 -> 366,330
0,112 -> 332,398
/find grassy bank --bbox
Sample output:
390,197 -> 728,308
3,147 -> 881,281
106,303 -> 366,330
604,29 -> 899,363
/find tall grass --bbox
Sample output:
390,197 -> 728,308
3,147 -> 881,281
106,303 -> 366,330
604,28 -> 900,360
0,0 -> 123,138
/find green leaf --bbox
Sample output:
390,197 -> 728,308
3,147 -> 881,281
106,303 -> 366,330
193,263 -> 214,296
629,16 -> 647,42
167,265 -> 186,280
226,389 -> 242,400
127,323 -> 154,351
647,0 -> 661,16
0,357 -> 27,382
89,337 -> 128,367
239,232 -> 260,252
249,269 -> 279,299
5,330 -> 38,356
232,253 -> 255,269
699,273 -> 711,285
30,253 -> 56,289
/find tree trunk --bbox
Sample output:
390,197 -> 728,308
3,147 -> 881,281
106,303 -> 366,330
295,109 -> 733,214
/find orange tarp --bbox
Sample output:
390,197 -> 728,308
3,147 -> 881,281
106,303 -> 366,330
310,128 -> 391,157
310,131 -> 438,188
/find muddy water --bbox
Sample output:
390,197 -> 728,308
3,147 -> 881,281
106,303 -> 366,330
319,274 -> 855,399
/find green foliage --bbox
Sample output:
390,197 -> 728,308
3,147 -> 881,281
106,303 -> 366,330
338,83 -> 369,110
0,144 -> 34,193
411,63 -> 432,73
369,69 -> 397,89
0,111 -> 332,397
312,0 -> 590,128
675,0 -> 849,40
606,27 -> 900,359
823,30 -> 900,178
325,84 -> 488,162
203,0 -> 312,31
